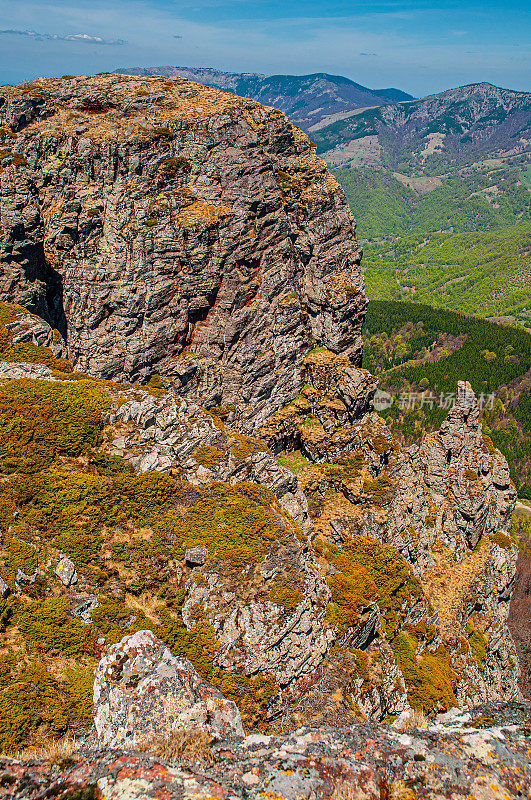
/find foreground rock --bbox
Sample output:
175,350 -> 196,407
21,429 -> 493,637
93,630 -> 244,746
1,703 -> 530,799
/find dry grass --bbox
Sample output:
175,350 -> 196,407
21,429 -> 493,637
13,734 -> 79,767
393,708 -> 428,730
138,727 -> 213,767
422,536 -> 491,640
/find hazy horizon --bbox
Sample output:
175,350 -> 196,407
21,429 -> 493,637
0,0 -> 529,96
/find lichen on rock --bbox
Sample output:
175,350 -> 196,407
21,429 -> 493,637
93,629 -> 244,747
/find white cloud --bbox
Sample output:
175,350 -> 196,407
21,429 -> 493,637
0,28 -> 126,44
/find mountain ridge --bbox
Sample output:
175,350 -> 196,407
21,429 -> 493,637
314,81 -> 531,168
115,66 -> 414,132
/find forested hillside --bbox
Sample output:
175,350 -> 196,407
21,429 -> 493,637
315,83 -> 531,168
336,156 -> 531,325
363,301 -> 531,498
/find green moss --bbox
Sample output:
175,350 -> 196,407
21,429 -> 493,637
17,596 -> 95,656
0,655 -> 70,754
351,648 -> 371,685
3,525 -> 38,580
465,469 -> 479,481
468,628 -> 488,669
230,432 -> 268,464
90,452 -> 132,476
159,156 -> 191,176
147,373 -> 165,390
277,451 -> 311,474
90,599 -> 151,644
489,531 -> 514,549
322,454 -> 364,482
363,473 -> 393,498
64,664 -> 96,723
153,126 -> 173,139
320,536 -> 424,640
393,632 -> 457,713
268,574 -> 303,611
155,481 -> 294,568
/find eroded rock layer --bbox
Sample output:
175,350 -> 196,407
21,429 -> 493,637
0,73 -> 365,431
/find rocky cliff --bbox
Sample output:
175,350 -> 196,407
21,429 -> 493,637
0,73 -> 523,757
0,73 -> 365,432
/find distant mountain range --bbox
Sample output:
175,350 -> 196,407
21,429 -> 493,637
116,68 -> 530,172
312,82 -> 531,170
115,66 -> 414,132
116,66 -> 531,328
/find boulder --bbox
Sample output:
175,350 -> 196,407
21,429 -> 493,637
93,630 -> 244,747
55,556 -> 78,587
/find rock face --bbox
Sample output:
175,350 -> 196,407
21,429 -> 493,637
93,629 -> 244,746
0,308 -> 521,746
508,536 -> 531,698
0,76 -> 524,751
103,387 -> 311,529
0,73 -> 365,431
1,703 -> 530,800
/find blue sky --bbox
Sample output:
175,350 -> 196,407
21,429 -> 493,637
0,0 -> 529,96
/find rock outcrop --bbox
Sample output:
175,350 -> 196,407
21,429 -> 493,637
0,73 -> 365,431
93,629 -> 244,746
1,703 -> 530,800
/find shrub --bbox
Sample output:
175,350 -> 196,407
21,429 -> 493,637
393,632 -> 457,713
321,536 -> 423,640
17,596 -> 96,656
0,657 -> 69,754
0,379 -> 108,474
158,156 -> 191,176
269,574 -> 303,611
194,445 -> 223,468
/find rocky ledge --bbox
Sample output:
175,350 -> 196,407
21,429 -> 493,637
1,703 -> 530,799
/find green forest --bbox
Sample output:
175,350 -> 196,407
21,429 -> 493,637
363,301 -> 531,498
335,157 -> 531,325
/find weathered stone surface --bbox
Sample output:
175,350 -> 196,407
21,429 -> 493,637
0,360 -> 55,380
103,387 -> 311,529
185,546 -> 207,566
0,73 -> 365,432
1,703 -> 530,799
98,378 -> 520,721
0,576 -> 9,598
55,555 -> 78,587
93,629 -> 244,747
